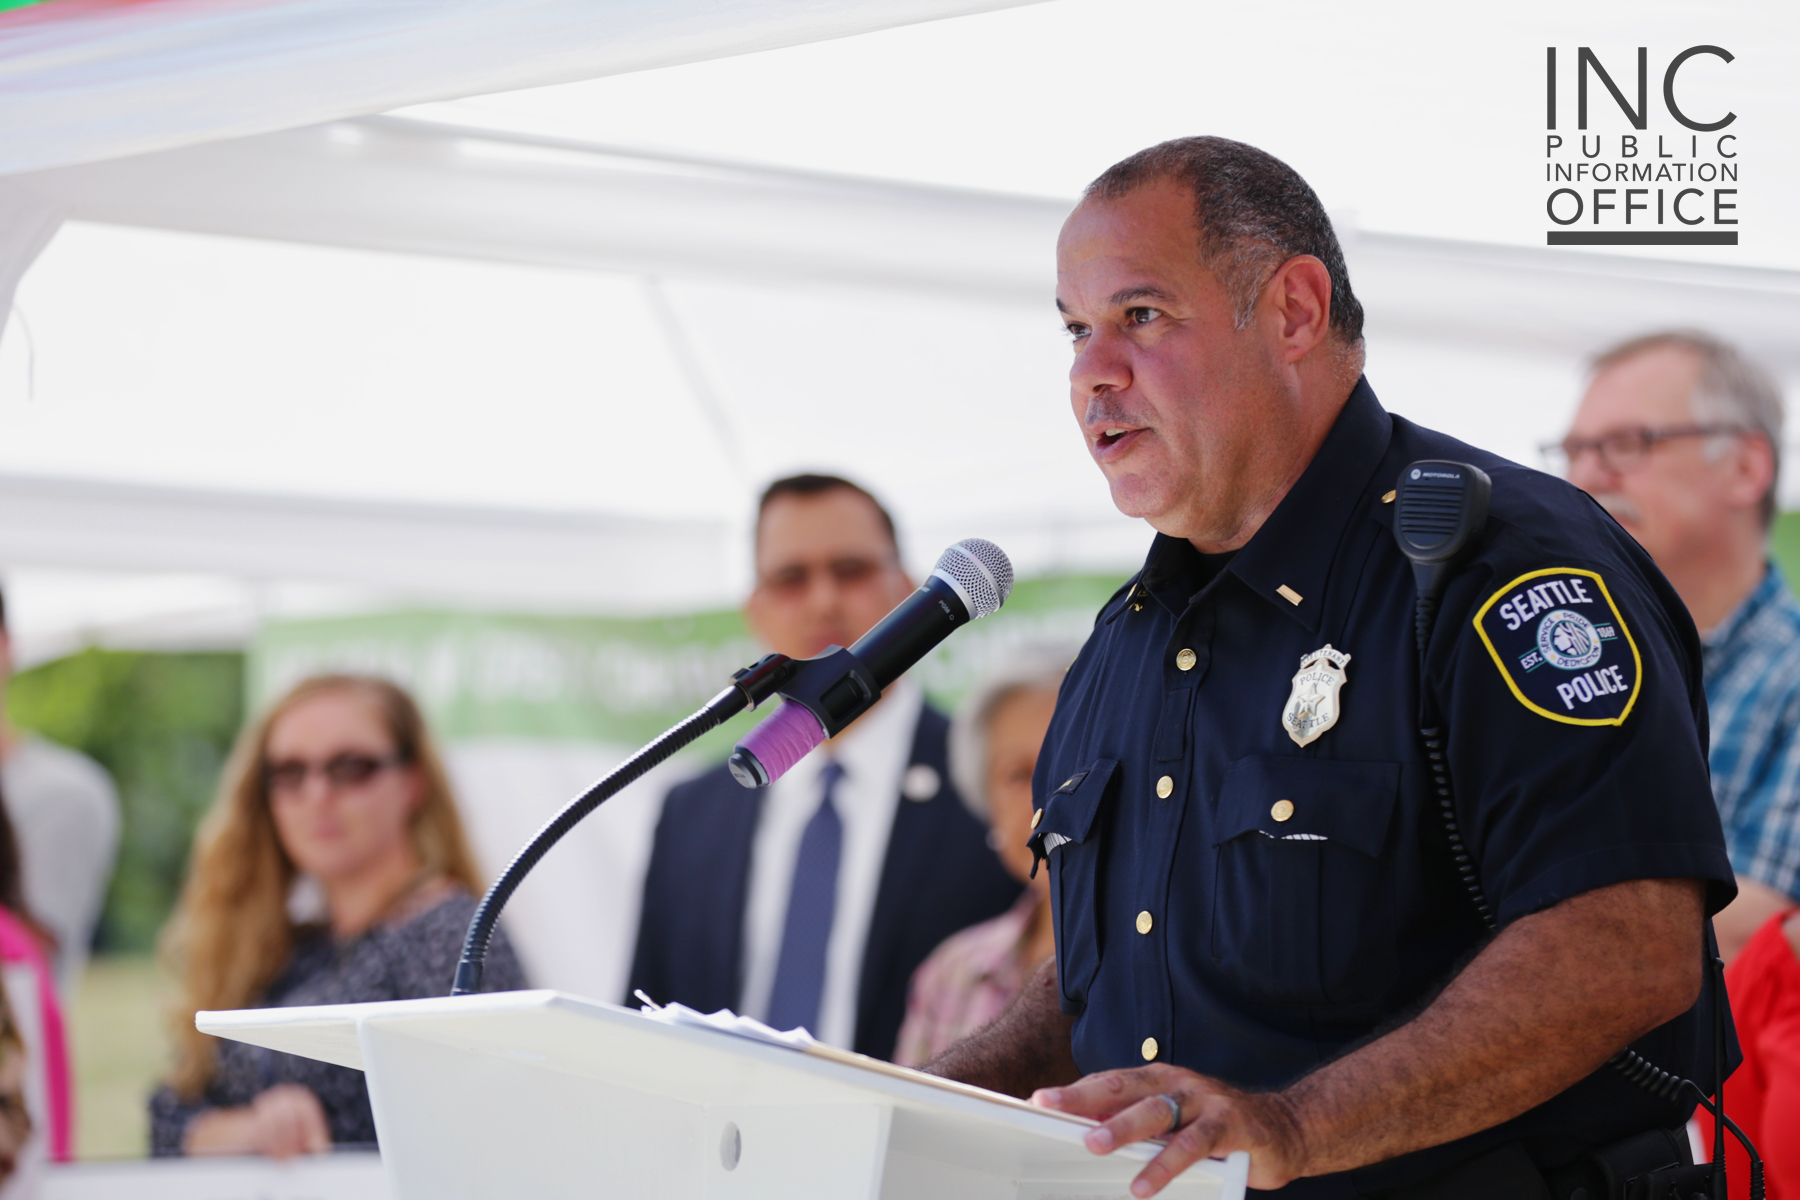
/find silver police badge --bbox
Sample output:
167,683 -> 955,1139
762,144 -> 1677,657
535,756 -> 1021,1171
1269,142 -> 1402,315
1282,644 -> 1351,747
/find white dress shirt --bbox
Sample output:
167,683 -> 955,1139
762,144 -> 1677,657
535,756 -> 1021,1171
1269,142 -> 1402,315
739,681 -> 922,1049
1,737 -> 120,999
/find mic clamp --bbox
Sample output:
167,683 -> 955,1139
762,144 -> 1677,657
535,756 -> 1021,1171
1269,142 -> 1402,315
756,646 -> 882,740
730,653 -> 800,709
725,647 -> 882,789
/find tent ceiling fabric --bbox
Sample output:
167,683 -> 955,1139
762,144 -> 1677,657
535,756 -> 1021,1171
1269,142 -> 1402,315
5,120 -> 1800,640
0,472 -> 727,612
1353,235 -> 1800,373
14,115 -> 1800,370
7,116 -> 1066,306
0,185 -> 62,355
0,0 -> 1041,177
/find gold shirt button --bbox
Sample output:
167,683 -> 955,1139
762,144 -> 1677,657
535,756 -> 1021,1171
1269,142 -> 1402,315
1272,799 -> 1295,822
1175,648 -> 1197,671
1156,775 -> 1174,799
1141,1037 -> 1159,1061
1136,910 -> 1153,935
1031,808 -> 1043,830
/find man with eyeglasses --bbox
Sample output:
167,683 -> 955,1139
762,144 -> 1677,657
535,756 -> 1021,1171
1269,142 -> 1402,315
1551,331 -> 1796,962
626,473 -> 1020,1058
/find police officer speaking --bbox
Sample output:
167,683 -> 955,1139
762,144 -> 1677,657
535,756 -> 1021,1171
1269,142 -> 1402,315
925,137 -> 1736,1200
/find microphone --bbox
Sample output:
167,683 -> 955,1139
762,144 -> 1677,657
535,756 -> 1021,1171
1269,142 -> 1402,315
728,538 -> 1012,789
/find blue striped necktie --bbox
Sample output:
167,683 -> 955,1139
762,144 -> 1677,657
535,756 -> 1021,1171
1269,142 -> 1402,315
765,759 -> 846,1033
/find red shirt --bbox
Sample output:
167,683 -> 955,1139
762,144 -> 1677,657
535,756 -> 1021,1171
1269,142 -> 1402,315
1699,910 -> 1800,1200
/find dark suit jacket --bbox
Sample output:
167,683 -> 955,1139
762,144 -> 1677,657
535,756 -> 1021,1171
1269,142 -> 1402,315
626,703 -> 1021,1060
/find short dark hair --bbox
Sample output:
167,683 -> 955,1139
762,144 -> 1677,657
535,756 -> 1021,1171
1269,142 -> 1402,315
1085,136 -> 1364,346
755,474 -> 899,555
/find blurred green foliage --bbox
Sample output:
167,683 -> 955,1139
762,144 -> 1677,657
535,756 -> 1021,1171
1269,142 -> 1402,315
7,651 -> 245,953
1769,512 -> 1800,587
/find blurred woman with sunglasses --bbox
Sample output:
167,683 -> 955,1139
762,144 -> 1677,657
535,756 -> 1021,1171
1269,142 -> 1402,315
150,675 -> 524,1158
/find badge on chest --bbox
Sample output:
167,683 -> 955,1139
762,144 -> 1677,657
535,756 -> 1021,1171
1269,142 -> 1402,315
1282,644 -> 1351,747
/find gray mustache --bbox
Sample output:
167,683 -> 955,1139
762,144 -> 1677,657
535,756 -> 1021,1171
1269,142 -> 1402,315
1594,493 -> 1644,525
1083,395 -> 1141,430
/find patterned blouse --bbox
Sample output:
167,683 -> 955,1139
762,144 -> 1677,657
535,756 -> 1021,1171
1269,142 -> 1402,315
149,890 -> 525,1155
892,891 -> 1046,1069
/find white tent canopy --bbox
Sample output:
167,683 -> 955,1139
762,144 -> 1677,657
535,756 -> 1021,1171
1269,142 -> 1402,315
17,113 -> 1800,358
3,0 -> 1799,658
8,116 -> 1063,305
0,0 -> 1040,175
5,111 -> 1800,658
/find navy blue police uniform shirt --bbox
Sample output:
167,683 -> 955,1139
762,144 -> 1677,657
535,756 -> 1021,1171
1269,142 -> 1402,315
1030,378 -> 1735,1198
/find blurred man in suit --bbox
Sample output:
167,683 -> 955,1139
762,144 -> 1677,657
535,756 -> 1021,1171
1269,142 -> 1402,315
627,474 -> 1020,1058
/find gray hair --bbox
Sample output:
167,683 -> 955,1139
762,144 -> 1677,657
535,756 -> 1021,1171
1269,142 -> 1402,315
1085,136 -> 1364,346
1592,330 -> 1785,526
948,646 -> 1078,824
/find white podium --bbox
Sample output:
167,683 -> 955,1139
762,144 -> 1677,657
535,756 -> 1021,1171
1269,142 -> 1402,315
200,990 -> 1248,1200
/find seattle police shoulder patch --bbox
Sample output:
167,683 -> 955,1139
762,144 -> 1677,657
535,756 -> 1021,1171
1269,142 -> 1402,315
1473,568 -> 1642,726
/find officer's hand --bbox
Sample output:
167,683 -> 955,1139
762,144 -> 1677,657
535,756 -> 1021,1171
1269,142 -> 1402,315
1031,1065 -> 1306,1197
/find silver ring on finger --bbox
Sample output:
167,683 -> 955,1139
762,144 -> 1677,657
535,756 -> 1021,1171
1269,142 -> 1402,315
1154,1092 -> 1181,1135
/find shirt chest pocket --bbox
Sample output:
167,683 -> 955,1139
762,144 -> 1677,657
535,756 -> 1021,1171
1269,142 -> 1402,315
1210,755 -> 1401,1008
1031,758 -> 1117,1015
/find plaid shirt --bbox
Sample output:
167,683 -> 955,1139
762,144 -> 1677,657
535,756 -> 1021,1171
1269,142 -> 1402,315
1705,562 -> 1800,901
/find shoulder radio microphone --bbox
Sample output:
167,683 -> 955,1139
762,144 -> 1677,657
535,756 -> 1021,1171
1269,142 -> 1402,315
727,538 -> 1013,789
1393,459 -> 1491,607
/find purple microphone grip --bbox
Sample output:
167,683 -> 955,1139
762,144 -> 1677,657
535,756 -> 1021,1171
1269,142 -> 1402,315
729,701 -> 826,788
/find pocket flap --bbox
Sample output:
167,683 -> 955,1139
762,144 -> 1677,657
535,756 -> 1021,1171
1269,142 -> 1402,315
1213,756 -> 1400,858
1033,757 -> 1119,850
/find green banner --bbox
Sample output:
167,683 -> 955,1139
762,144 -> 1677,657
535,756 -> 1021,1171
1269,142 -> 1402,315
249,574 -> 1127,757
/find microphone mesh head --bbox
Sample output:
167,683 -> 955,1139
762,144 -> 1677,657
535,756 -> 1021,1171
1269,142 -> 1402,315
933,538 -> 1013,619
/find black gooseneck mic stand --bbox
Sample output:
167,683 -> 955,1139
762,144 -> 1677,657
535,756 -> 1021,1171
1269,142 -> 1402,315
1394,461 -> 1762,1200
448,652 -> 798,996
449,537 -> 1015,996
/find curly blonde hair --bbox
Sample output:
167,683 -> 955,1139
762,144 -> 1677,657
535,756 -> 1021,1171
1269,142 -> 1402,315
159,675 -> 482,1098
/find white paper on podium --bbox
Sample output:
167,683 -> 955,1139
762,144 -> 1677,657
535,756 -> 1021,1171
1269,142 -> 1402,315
636,999 -> 822,1051
200,989 -> 1250,1200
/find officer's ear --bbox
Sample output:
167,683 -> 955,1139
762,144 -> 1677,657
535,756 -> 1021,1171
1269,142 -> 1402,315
1261,254 -> 1333,367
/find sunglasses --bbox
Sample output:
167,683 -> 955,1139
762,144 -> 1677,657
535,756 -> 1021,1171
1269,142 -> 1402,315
264,752 -> 407,797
